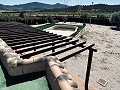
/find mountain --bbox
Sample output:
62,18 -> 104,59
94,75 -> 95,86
0,4 -> 11,10
0,2 -> 120,12
0,2 -> 68,11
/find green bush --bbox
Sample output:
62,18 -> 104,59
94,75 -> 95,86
110,11 -> 120,28
19,12 -> 25,18
80,14 -> 90,20
96,14 -> 107,20
80,14 -> 90,23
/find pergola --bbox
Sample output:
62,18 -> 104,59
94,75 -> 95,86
0,22 -> 96,90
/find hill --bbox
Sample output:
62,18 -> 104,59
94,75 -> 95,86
43,4 -> 120,12
0,3 -> 120,12
0,2 -> 68,11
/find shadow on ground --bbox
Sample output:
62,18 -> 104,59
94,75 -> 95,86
0,60 -> 46,86
111,26 -> 120,31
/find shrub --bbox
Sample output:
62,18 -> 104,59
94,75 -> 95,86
80,14 -> 90,23
46,16 -> 54,23
96,14 -> 107,20
110,11 -> 120,28
19,12 -> 25,18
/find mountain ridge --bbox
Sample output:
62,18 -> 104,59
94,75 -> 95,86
43,4 -> 120,12
0,2 -> 120,12
0,2 -> 69,11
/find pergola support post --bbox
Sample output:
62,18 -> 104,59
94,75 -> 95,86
52,40 -> 55,53
85,49 -> 93,90
85,48 -> 96,90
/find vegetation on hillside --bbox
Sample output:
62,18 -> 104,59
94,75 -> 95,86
43,4 -> 120,13
0,11 -> 111,26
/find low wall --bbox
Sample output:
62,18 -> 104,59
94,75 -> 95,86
46,56 -> 79,90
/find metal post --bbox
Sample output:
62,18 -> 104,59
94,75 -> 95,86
85,49 -> 94,90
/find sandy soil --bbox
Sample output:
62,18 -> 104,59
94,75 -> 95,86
63,24 -> 120,90
31,23 -> 120,90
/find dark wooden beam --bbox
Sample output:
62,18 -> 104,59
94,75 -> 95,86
5,34 -> 61,43
7,35 -> 65,46
11,36 -> 67,49
20,39 -> 79,59
16,37 -> 72,53
47,41 -> 86,56
59,44 -> 95,62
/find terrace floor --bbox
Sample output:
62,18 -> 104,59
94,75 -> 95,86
0,60 -> 50,90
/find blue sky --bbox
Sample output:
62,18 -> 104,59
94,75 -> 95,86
0,0 -> 120,6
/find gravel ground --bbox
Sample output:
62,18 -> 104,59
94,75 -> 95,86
62,24 -> 120,90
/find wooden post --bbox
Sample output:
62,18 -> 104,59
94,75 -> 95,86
52,40 -> 55,53
85,49 -> 94,90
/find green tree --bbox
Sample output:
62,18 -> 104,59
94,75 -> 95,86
19,12 -> 25,18
47,16 -> 53,24
96,14 -> 107,20
80,13 -> 90,24
110,11 -> 120,28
